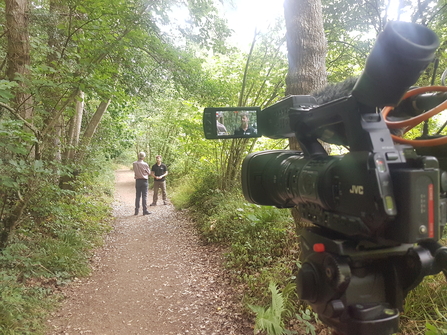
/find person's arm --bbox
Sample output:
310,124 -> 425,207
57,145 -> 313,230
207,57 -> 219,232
132,162 -> 137,179
145,163 -> 151,176
156,171 -> 168,180
151,165 -> 156,178
155,166 -> 168,180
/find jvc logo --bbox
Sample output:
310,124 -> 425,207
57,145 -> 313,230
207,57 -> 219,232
349,185 -> 364,195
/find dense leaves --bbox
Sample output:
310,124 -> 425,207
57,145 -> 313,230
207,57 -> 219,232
322,0 -> 447,83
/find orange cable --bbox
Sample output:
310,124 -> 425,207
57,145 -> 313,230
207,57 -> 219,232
382,86 -> 447,147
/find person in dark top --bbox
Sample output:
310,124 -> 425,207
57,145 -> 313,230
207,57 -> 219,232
132,152 -> 151,215
150,155 -> 169,206
234,114 -> 256,136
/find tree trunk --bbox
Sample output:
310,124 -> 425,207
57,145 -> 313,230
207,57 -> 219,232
5,0 -> 33,120
46,0 -> 68,163
283,0 -> 327,227
78,99 -> 112,160
0,195 -> 27,249
2,0 -> 33,247
284,0 -> 327,96
59,91 -> 84,189
65,90 -> 84,161
83,99 -> 111,142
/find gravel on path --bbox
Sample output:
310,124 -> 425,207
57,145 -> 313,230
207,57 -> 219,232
46,169 -> 253,335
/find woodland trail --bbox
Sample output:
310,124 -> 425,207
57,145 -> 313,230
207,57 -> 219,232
46,169 -> 253,335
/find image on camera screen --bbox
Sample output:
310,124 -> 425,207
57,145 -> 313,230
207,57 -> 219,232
214,109 -> 259,138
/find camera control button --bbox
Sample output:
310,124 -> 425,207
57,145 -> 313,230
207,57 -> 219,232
386,152 -> 399,161
313,243 -> 325,253
375,158 -> 387,172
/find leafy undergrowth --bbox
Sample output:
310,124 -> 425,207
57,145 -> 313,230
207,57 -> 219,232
0,165 -> 114,334
400,270 -> 447,335
172,173 -> 316,332
172,172 -> 447,335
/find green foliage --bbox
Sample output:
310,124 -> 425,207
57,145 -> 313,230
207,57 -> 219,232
0,119 -> 37,159
170,180 -> 194,210
293,309 -> 318,335
0,161 -> 114,334
0,268 -> 57,335
1,0 -> 232,179
130,94 -> 212,179
173,169 -> 300,323
225,203 -> 295,270
321,0 -> 444,84
401,272 -> 447,334
249,282 -> 291,335
0,119 -> 52,247
0,80 -> 18,103
425,322 -> 447,335
248,282 -> 319,335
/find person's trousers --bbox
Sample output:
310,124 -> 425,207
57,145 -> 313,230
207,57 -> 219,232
135,179 -> 148,212
153,180 -> 167,203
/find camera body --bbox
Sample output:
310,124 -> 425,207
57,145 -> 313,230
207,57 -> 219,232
242,95 -> 444,245
203,21 -> 447,335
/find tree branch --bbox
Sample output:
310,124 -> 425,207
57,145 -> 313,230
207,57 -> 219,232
0,102 -> 40,137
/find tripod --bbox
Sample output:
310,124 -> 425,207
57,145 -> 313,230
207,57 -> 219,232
296,227 -> 447,335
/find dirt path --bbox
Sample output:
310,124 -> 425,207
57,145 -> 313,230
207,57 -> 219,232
46,169 -> 253,335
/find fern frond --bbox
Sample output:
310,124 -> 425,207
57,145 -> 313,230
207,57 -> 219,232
281,282 -> 298,319
256,311 -> 284,335
249,282 -> 288,335
269,282 -> 284,320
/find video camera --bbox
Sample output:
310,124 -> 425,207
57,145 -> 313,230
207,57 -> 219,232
203,21 -> 447,335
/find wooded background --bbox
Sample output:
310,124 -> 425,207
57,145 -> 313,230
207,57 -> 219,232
1,1 -> 447,333
2,0 -> 445,246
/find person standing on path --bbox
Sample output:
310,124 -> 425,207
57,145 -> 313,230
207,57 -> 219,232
150,155 -> 168,206
133,152 -> 152,215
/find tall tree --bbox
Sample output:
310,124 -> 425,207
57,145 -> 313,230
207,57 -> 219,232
0,0 -> 231,247
5,0 -> 32,119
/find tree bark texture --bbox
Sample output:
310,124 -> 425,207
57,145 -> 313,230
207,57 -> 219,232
83,99 -> 111,142
283,0 -> 327,97
78,98 -> 112,161
5,0 -> 32,119
65,91 -> 84,161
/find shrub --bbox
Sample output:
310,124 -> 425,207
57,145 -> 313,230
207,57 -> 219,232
173,170 -> 300,307
0,160 -> 114,334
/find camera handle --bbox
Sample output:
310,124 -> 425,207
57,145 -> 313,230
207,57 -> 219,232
290,95 -> 403,158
